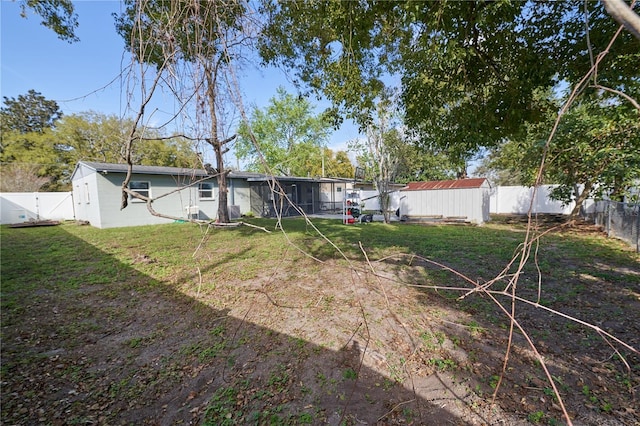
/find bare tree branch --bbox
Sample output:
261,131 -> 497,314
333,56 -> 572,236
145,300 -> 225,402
601,0 -> 640,40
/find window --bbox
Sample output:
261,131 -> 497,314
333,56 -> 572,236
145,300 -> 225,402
199,182 -> 214,200
337,187 -> 342,193
129,181 -> 150,202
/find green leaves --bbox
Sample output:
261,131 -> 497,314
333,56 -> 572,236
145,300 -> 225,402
0,94 -> 199,191
480,90 -> 640,212
1,90 -> 62,134
236,87 -> 346,177
259,0 -> 638,166
22,0 -> 79,42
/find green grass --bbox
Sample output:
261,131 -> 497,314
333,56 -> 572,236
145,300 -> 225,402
2,218 -> 638,424
2,218 -> 638,325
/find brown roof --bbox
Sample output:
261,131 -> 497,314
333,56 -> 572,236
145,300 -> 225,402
402,178 -> 488,191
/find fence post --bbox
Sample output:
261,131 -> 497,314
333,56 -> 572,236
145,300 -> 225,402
636,203 -> 639,253
606,201 -> 611,237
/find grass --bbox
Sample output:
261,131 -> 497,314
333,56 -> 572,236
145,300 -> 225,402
1,217 -> 639,424
3,218 -> 636,293
2,218 -> 637,354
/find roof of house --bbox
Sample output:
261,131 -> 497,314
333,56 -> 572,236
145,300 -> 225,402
72,161 -> 353,183
401,178 -> 488,191
74,161 -> 266,180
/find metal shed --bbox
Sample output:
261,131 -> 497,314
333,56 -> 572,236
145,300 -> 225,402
399,178 -> 491,224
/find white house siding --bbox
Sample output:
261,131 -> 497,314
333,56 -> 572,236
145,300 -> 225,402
0,192 -> 74,224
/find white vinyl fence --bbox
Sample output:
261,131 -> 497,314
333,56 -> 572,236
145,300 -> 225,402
490,185 -> 585,215
0,192 -> 75,224
359,190 -> 401,213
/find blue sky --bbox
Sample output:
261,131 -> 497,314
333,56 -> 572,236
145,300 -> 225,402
1,1 -> 360,166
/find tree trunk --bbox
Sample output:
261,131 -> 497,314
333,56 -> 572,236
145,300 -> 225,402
216,151 -> 230,223
569,181 -> 593,220
204,63 -> 230,223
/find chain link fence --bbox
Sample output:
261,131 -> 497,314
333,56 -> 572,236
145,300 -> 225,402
583,200 -> 639,252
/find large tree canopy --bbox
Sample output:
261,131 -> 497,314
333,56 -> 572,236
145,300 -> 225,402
0,90 -> 62,135
54,112 -> 197,169
259,1 -> 640,164
478,90 -> 640,216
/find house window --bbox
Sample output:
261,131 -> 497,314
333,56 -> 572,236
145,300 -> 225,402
129,181 -> 150,202
199,182 -> 214,200
337,187 -> 342,192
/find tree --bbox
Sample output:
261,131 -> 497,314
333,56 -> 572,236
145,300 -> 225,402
547,99 -> 639,217
17,0 -> 79,42
236,87 -> 333,176
349,97 -> 403,224
473,147 -> 524,187
0,163 -> 50,192
0,130 -> 62,190
1,90 -> 64,190
480,91 -> 640,217
115,0 -> 251,223
1,90 -> 62,136
55,112 -> 197,168
1,106 -> 199,191
388,140 -> 459,184
324,149 -> 354,178
259,1 -> 639,164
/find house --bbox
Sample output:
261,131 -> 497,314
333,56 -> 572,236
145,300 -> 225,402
399,178 -> 491,224
72,161 -> 259,228
71,161 -> 340,228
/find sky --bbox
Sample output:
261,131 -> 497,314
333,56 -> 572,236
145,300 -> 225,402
0,1 -> 361,166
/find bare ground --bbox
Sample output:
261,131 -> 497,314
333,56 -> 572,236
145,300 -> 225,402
1,219 -> 639,425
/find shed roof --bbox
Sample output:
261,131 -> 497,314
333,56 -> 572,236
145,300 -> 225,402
402,178 -> 488,191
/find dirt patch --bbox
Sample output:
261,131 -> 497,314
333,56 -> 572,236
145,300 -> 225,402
1,221 -> 638,425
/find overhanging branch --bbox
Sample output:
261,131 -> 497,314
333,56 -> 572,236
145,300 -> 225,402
601,0 -> 640,40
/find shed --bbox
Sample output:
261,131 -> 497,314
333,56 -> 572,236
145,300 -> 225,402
399,178 -> 491,224
71,161 -> 258,228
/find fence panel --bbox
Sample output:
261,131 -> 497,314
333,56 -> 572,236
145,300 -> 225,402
587,200 -> 639,252
0,192 -> 75,224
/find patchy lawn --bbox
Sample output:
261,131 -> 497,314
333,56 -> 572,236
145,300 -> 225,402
1,216 -> 638,425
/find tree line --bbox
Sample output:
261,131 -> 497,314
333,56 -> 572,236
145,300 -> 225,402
0,90 -> 197,192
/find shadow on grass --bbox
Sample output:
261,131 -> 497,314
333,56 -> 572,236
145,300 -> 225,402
1,224 -> 484,425
250,216 -> 640,424
345,222 -> 640,426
